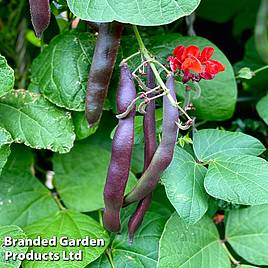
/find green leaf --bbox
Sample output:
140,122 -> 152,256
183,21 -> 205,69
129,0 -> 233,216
133,109 -> 163,144
257,94 -> 268,125
23,210 -> 110,268
72,112 -> 98,140
193,129 -> 265,161
131,143 -> 144,174
150,35 -> 237,121
237,67 -> 255,79
53,141 -> 137,212
0,225 -> 28,268
112,204 -> 171,267
197,0 -> 259,37
0,169 -> 59,227
90,201 -> 172,268
157,213 -> 230,268
66,0 -> 201,26
4,144 -> 33,173
162,146 -> 208,224
226,204 -> 268,265
0,128 -> 12,146
204,155 -> 268,205
0,145 -> 11,176
235,37 -> 268,91
0,127 -> 12,175
197,0 -> 239,23
87,254 -> 110,268
30,31 -> 95,111
0,90 -> 75,153
0,55 -> 14,98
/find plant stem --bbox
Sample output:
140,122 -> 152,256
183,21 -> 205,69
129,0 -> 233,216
152,59 -> 171,74
40,34 -> 45,52
121,51 -> 141,65
192,81 -> 202,99
183,88 -> 191,109
98,209 -> 104,227
132,25 -> 192,121
194,120 -> 208,128
236,65 -> 268,79
221,241 -> 240,266
106,249 -> 116,268
53,193 -> 65,210
254,65 -> 268,74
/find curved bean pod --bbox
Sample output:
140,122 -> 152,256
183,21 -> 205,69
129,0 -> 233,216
29,0 -> 51,38
124,74 -> 179,206
128,195 -> 152,243
103,63 -> 136,232
86,22 -> 123,126
128,66 -> 156,243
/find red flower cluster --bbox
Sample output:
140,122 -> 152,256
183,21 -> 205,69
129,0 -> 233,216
168,45 -> 225,83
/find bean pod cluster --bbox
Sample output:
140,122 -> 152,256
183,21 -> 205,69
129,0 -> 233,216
103,63 -> 179,241
27,6 -> 179,240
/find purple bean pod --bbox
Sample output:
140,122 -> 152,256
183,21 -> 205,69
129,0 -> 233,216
86,22 -> 123,127
124,74 -> 179,206
103,63 -> 136,232
128,66 -> 157,243
29,0 -> 51,38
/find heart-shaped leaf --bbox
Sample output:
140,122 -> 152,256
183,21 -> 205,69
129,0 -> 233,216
0,145 -> 11,175
193,129 -> 265,161
66,0 -> 201,26
23,210 -> 110,268
0,55 -> 14,98
0,127 -> 12,174
0,90 -> 75,153
30,31 -> 95,111
226,204 -> 268,265
157,213 -> 231,268
0,225 -> 28,268
53,141 -> 136,212
90,200 -> 172,268
204,155 -> 268,205
162,146 -> 208,224
0,169 -> 59,227
72,112 -> 98,140
257,94 -> 268,125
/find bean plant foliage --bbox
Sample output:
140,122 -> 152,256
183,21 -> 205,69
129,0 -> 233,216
0,0 -> 268,268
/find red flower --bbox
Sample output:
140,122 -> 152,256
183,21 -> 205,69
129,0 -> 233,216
168,45 -> 225,83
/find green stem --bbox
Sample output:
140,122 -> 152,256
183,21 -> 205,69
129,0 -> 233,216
53,194 -> 65,210
40,34 -> 45,53
254,65 -> 268,74
132,25 -> 192,121
183,88 -> 191,109
152,59 -> 171,74
98,210 -> 104,227
236,65 -> 268,79
120,51 -> 141,65
192,81 -> 202,99
221,241 -> 240,266
194,120 -> 208,128
106,249 -> 116,268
